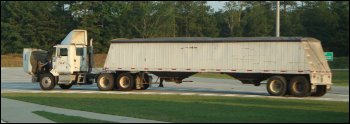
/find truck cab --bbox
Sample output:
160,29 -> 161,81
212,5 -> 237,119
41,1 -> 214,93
23,29 -> 94,90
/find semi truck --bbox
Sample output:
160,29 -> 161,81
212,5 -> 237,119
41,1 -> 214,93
23,29 -> 332,97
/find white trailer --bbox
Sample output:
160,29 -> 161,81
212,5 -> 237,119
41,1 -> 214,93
23,30 -> 332,97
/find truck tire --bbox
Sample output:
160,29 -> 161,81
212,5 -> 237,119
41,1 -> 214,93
267,76 -> 287,96
141,74 -> 151,90
117,73 -> 135,91
39,73 -> 56,90
311,85 -> 327,97
97,73 -> 115,91
135,74 -> 150,90
289,76 -> 311,97
59,84 -> 73,89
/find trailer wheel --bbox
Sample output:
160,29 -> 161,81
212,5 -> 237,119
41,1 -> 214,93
289,76 -> 311,97
267,76 -> 287,96
135,74 -> 150,90
59,84 -> 73,89
141,74 -> 151,90
117,73 -> 135,91
97,73 -> 114,91
39,73 -> 56,90
311,85 -> 327,97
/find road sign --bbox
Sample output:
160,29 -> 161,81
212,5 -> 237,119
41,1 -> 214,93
324,52 -> 333,61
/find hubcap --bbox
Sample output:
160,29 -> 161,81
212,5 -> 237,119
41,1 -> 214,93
42,77 -> 52,88
293,81 -> 304,94
120,76 -> 130,88
100,77 -> 109,88
270,80 -> 282,93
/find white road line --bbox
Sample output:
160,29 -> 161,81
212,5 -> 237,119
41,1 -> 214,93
337,94 -> 349,97
198,93 -> 216,96
221,94 -> 239,97
179,93 -> 197,96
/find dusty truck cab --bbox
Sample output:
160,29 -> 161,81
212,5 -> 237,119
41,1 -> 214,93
51,30 -> 89,75
23,29 -> 94,90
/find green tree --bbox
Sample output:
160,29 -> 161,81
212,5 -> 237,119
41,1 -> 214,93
223,1 -> 244,36
241,1 -> 275,36
300,1 -> 338,52
330,1 -> 349,56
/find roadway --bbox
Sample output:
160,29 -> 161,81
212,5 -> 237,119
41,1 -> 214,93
1,67 -> 348,102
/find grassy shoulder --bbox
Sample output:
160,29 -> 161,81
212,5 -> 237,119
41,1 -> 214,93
2,93 -> 348,123
332,70 -> 349,86
33,111 -> 113,123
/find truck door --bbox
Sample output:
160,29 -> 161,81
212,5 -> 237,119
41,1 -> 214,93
56,47 -> 70,74
74,46 -> 88,72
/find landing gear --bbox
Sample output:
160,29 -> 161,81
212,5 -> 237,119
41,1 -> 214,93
158,78 -> 164,87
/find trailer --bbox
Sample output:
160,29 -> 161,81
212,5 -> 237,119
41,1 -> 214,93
23,29 -> 332,97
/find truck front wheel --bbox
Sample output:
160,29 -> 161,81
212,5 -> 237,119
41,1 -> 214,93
97,73 -> 115,91
117,73 -> 135,91
289,76 -> 311,97
267,76 -> 287,96
39,73 -> 56,90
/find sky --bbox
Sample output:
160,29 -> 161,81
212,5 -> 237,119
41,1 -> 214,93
207,1 -> 227,12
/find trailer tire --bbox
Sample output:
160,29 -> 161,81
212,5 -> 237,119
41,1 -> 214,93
39,73 -> 56,90
59,84 -> 73,89
141,74 -> 150,90
142,84 -> 150,90
117,73 -> 135,91
135,74 -> 150,90
97,73 -> 115,91
289,76 -> 311,97
311,85 -> 327,97
267,76 -> 287,96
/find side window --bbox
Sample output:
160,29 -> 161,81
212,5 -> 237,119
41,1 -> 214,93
59,48 -> 68,56
76,48 -> 84,56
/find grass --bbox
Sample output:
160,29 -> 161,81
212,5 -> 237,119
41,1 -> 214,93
328,57 -> 349,69
1,54 -> 22,67
332,70 -> 349,86
33,111 -> 114,123
2,93 -> 349,123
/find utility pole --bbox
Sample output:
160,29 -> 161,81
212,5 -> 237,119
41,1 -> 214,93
276,1 -> 280,37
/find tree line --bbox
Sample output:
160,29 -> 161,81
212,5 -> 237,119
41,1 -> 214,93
1,1 -> 349,56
